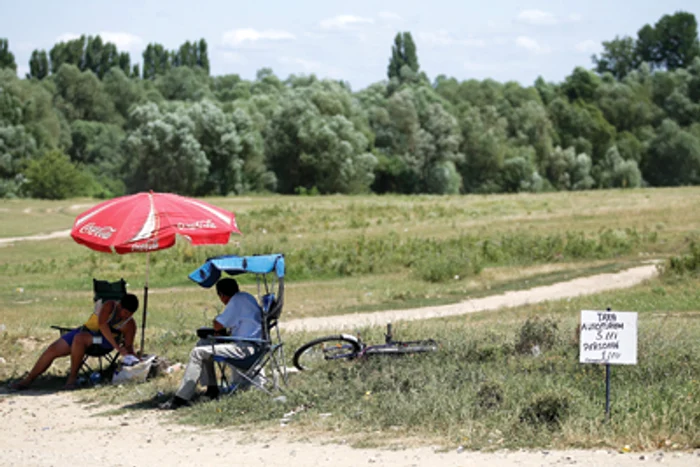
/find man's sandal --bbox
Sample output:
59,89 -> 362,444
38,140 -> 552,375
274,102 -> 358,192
8,381 -> 30,392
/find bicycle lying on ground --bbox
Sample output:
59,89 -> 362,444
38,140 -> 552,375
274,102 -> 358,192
293,322 -> 439,371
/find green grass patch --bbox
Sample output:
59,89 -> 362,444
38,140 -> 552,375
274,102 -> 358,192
1,190 -> 700,451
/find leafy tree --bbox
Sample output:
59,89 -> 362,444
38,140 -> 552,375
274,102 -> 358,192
534,76 -> 558,107
67,120 -> 126,197
47,35 -> 130,78
635,24 -> 659,68
251,68 -> 285,96
142,43 -> 172,80
197,39 -> 210,74
388,32 -> 420,81
212,74 -> 250,102
500,147 -> 541,193
548,97 -> 616,164
593,36 -> 638,79
0,68 -> 63,150
594,145 -> 642,188
643,119 -> 700,186
22,149 -> 89,199
426,160 -> 461,194
562,67 -> 601,102
229,106 -> 274,191
0,38 -> 17,71
595,79 -> 656,132
156,66 -> 212,101
123,102 -> 209,194
0,125 -> 37,179
172,39 -> 210,75
28,50 -> 50,79
457,105 -> 508,193
265,80 -> 376,194
53,64 -> 120,123
186,100 -> 243,195
103,67 -> 146,120
542,146 -> 594,191
654,11 -> 700,70
616,131 -> 645,163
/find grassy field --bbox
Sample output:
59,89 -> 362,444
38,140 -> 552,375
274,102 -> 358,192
1,187 -> 699,451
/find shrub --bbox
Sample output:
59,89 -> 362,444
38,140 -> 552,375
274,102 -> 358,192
514,317 -> 559,355
519,390 -> 572,428
664,241 -> 700,275
476,381 -> 504,410
22,150 -> 90,200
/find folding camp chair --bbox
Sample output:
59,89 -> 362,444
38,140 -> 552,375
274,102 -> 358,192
188,253 -> 287,395
51,278 -> 127,382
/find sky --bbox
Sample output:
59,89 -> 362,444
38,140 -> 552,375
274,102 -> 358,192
2,0 -> 700,91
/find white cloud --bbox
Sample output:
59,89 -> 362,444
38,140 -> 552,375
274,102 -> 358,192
517,9 -> 558,25
515,36 -> 550,54
576,39 -> 600,54
319,15 -> 374,30
378,11 -> 402,21
302,32 -> 326,39
54,32 -> 142,52
55,33 -> 81,43
418,30 -> 485,47
221,28 -> 295,47
517,10 -> 583,26
98,32 -> 143,51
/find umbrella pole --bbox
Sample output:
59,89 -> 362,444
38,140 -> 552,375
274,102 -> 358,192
140,251 -> 150,357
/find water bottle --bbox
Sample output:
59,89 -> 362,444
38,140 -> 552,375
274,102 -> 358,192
90,371 -> 101,385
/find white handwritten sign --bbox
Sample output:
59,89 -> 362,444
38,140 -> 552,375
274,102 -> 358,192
579,310 -> 637,365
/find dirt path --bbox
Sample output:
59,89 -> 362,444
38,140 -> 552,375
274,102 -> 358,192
0,389 -> 697,467
3,262 -> 699,466
0,229 -> 71,246
281,264 -> 660,332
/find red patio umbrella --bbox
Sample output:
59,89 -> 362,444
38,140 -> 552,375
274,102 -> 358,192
71,191 -> 241,354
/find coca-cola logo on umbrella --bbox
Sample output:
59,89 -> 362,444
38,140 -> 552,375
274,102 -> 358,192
130,238 -> 160,252
176,219 -> 217,230
79,222 -> 117,240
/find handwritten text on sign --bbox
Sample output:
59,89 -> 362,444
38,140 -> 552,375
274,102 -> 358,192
579,310 -> 637,365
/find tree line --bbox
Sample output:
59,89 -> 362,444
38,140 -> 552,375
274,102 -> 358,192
0,10 -> 699,199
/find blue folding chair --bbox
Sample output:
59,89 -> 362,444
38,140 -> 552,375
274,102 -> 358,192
188,253 -> 287,395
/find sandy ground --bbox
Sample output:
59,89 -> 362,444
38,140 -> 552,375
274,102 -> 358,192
0,391 -> 698,467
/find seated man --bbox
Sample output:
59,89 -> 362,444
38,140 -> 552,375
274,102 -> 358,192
10,293 -> 139,391
159,278 -> 262,409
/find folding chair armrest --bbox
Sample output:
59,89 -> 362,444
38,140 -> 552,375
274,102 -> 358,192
212,336 -> 269,351
213,336 -> 267,344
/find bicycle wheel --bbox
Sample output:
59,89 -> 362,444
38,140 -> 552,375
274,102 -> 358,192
363,339 -> 438,357
293,335 -> 362,371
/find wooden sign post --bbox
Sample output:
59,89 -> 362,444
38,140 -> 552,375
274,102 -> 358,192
579,308 -> 638,420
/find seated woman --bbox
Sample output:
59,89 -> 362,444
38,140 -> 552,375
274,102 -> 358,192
10,293 -> 139,391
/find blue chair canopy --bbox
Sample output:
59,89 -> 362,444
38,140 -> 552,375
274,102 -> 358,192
188,254 -> 285,288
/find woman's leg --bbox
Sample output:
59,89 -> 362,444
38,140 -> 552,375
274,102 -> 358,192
16,338 -> 71,387
65,332 -> 96,387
